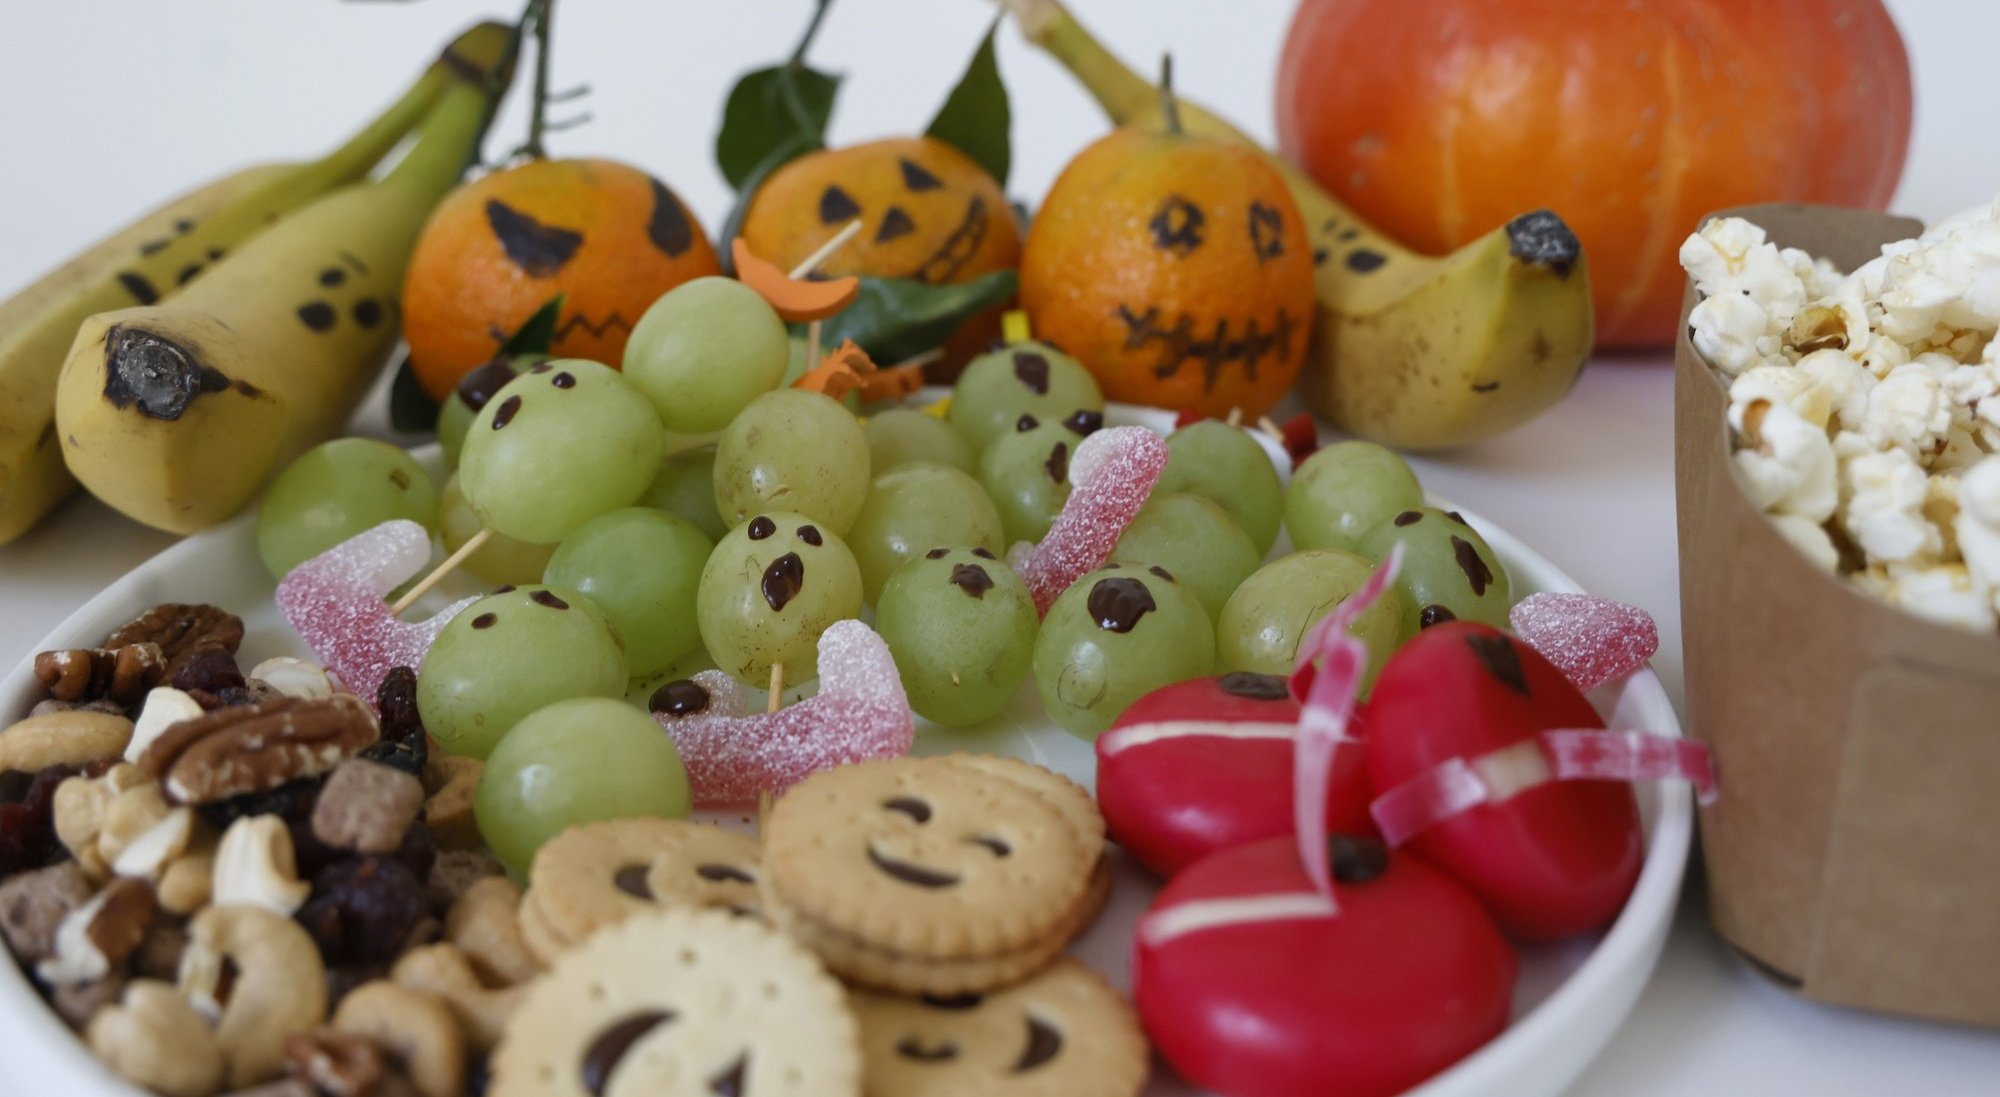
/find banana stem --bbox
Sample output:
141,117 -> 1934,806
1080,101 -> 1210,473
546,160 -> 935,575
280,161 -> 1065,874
382,41 -> 518,201
1004,0 -> 1160,125
312,66 -> 450,187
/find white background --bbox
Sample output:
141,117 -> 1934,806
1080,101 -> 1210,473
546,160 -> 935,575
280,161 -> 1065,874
5,0 -> 2000,1093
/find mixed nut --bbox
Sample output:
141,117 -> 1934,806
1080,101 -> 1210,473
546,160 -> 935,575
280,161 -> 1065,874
0,603 -> 521,1097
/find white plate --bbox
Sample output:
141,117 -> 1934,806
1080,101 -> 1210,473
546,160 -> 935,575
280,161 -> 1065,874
0,405 -> 1690,1097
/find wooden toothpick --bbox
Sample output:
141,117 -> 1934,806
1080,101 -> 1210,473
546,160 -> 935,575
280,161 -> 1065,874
789,220 -> 861,372
757,662 -> 784,832
390,528 -> 492,615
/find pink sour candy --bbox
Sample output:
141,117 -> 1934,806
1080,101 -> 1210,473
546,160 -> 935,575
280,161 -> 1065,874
1509,592 -> 1659,693
276,520 -> 477,711
1008,425 -> 1169,615
654,620 -> 915,806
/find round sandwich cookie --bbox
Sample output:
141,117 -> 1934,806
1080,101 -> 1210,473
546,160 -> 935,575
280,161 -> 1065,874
524,818 -> 764,960
851,957 -> 1147,1097
491,907 -> 860,1097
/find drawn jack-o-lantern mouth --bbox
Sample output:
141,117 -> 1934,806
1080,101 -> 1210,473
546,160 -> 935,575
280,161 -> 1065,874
1113,304 -> 1302,392
904,195 -> 989,285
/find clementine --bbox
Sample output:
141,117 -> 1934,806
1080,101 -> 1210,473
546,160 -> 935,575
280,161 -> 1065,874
1021,127 -> 1315,419
402,157 -> 720,400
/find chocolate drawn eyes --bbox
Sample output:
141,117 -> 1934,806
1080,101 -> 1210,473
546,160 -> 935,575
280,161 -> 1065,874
883,797 -> 932,823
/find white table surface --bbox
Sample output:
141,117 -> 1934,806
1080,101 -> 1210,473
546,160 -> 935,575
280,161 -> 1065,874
5,1 -> 2000,1093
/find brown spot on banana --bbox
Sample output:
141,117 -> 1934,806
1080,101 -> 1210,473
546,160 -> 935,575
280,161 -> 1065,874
99,325 -> 263,421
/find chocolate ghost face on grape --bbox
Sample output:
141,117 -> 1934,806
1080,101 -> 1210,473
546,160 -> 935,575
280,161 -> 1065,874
695,511 -> 863,684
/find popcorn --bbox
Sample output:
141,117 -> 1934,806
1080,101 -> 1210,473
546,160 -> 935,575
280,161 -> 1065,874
1683,203 -> 2000,632
1842,448 -> 1940,564
1731,400 -> 1837,522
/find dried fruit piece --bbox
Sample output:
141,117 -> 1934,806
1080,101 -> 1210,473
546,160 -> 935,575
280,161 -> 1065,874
298,856 -> 430,967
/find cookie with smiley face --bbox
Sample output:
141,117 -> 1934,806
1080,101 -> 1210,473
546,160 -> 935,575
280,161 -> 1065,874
491,907 -> 860,1097
851,958 -> 1147,1097
761,756 -> 1100,992
522,819 -> 764,963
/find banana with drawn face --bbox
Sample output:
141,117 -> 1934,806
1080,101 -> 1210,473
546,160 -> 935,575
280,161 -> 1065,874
54,23 -> 517,534
0,32 -> 469,544
1004,0 -> 1595,452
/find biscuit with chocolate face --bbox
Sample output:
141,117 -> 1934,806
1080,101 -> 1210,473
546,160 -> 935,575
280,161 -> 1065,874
523,819 -> 762,959
491,908 -> 859,1097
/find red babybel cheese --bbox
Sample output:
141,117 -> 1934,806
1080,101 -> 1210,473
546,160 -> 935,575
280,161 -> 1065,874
1133,834 -> 1517,1097
1364,620 -> 1644,940
1096,672 -> 1373,876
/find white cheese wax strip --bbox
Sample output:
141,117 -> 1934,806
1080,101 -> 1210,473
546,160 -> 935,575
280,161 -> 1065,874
1137,892 -> 1340,948
1096,720 -> 1297,756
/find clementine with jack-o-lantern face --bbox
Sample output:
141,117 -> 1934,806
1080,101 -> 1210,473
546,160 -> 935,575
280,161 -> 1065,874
740,136 -> 1021,369
1021,127 -> 1315,419
402,157 -> 720,400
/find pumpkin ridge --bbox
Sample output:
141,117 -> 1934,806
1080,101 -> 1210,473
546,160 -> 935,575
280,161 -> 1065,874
1602,26 -> 1687,340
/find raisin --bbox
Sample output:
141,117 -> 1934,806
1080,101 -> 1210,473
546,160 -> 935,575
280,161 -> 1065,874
392,820 -> 438,884
0,765 -> 81,877
170,648 -> 244,694
296,856 -> 428,967
325,961 -> 389,1012
188,685 -> 263,710
466,1056 -> 492,1097
362,668 -> 429,779
196,777 -> 322,832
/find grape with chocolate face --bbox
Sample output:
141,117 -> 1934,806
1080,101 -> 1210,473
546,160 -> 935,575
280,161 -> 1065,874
1217,548 -> 1409,689
875,547 -> 1038,727
1032,565 -> 1215,739
948,341 -> 1104,453
696,511 -> 863,684
417,585 -> 627,760
1357,506 -> 1512,637
980,414 -> 1101,545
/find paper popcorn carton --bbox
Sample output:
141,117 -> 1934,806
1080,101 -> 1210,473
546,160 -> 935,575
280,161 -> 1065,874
1676,202 -> 2000,1028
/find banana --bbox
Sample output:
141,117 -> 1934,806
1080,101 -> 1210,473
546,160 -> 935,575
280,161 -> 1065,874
54,22 -> 517,534
0,40 -> 459,545
1002,0 -> 1595,451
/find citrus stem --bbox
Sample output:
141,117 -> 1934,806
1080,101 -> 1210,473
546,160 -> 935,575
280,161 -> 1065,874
1158,54 -> 1184,136
790,0 -> 834,65
519,0 -> 556,159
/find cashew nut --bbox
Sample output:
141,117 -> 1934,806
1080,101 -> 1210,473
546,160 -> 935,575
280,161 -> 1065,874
422,755 -> 483,850
180,905 -> 327,1089
212,815 -> 311,916
0,710 -> 133,774
331,982 -> 465,1097
98,782 -> 173,868
86,980 -> 226,1097
444,877 -> 542,987
52,765 -> 151,881
125,686 -> 206,764
113,804 -> 199,882
158,836 -> 218,916
391,943 -> 527,1052
249,657 -> 337,700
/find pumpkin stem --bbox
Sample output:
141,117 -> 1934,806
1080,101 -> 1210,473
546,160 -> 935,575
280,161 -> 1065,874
1157,53 -> 1184,137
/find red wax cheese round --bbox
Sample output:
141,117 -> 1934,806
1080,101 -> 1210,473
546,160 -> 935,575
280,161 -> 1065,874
1097,672 -> 1373,876
1134,835 -> 1516,1097
1366,621 -> 1643,940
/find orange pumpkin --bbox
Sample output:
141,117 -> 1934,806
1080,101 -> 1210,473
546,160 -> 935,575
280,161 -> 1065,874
1021,128 -> 1315,420
403,157 -> 720,400
739,136 -> 1020,368
1275,0 -> 1912,349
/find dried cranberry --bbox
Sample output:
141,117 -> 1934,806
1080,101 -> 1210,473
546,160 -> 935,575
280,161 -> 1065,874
392,821 -> 438,884
0,765 -> 79,877
297,856 -> 428,967
362,667 -> 428,779
170,648 -> 244,695
188,685 -> 262,710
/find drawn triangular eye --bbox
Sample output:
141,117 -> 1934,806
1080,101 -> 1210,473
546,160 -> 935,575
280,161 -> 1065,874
900,158 -> 943,191
820,185 -> 861,224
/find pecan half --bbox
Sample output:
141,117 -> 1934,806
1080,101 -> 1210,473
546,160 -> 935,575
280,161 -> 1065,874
139,695 -> 380,806
34,643 -> 166,704
37,876 -> 157,986
106,604 -> 244,680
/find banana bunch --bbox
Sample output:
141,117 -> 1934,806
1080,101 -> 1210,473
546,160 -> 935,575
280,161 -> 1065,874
0,22 -> 515,540
1002,0 -> 1594,451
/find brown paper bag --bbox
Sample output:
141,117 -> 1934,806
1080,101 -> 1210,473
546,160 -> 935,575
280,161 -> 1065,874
1677,202 -> 2000,1027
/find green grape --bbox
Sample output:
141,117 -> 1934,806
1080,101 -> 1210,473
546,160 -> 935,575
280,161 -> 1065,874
1356,506 -> 1512,636
440,473 -> 557,585
1217,549 -> 1409,689
1285,440 -> 1424,552
639,443 -> 729,543
257,438 -> 437,579
980,416 -> 1094,544
628,648 -> 718,710
474,697 -> 690,875
417,584 -> 627,760
1111,493 -> 1261,623
460,360 -> 667,544
696,510 -> 864,684
846,465 -> 1004,603
1157,421 -> 1285,555
438,356 -> 528,468
948,340 -> 1104,452
545,507 -> 713,678
876,547 -> 1038,727
624,276 -> 789,432
1033,564 -> 1214,739
714,389 -> 871,534
865,408 -> 974,474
